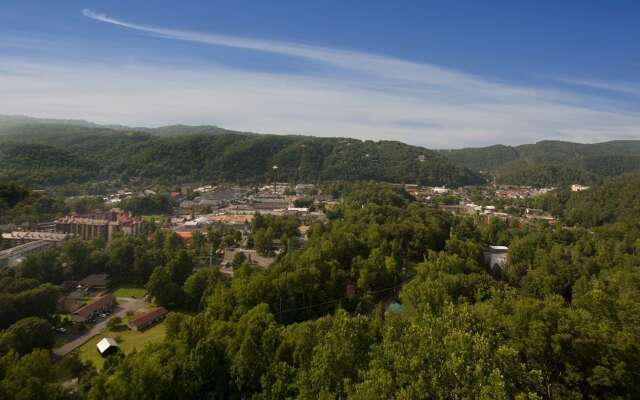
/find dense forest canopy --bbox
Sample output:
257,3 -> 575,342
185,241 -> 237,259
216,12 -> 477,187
2,182 -> 640,398
0,116 -> 482,188
532,172 -> 640,228
442,140 -> 640,186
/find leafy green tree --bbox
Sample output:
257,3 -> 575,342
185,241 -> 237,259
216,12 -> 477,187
167,250 -> 195,286
232,251 -> 247,268
146,267 -> 183,307
17,249 -> 64,284
183,269 -> 218,311
106,236 -> 135,280
0,317 -> 54,355
0,350 -> 69,400
228,304 -> 281,396
253,228 -> 274,256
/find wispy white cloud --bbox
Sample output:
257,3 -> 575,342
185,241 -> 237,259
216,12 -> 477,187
80,9 -> 548,100
558,78 -> 640,97
0,10 -> 637,148
1,58 -> 638,148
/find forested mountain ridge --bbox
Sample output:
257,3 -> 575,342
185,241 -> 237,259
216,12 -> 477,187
534,172 -> 640,227
442,139 -> 640,186
0,118 -> 482,187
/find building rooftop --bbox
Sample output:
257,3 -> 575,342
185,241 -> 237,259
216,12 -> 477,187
73,294 -> 115,318
489,245 -> 509,252
1,231 -> 71,242
78,273 -> 110,288
129,307 -> 168,329
96,337 -> 118,354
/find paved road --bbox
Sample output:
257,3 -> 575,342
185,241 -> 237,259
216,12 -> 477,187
53,298 -> 147,357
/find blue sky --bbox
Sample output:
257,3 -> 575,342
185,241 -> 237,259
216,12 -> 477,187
0,1 -> 638,147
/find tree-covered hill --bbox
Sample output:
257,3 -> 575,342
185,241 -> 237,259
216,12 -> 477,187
442,140 -> 640,186
0,118 -> 482,187
534,172 -> 640,227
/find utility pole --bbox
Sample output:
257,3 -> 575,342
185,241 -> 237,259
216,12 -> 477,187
272,165 -> 279,193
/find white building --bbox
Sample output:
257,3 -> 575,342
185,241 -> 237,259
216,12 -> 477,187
571,184 -> 590,192
96,337 -> 119,357
431,186 -> 449,194
485,245 -> 508,271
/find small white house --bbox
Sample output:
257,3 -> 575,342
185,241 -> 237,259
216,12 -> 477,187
96,337 -> 118,357
571,184 -> 590,192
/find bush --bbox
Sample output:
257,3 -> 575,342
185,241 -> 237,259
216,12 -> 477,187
107,316 -> 124,331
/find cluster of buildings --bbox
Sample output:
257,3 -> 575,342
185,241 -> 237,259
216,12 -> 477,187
179,186 -> 249,210
102,190 -> 134,205
404,184 -> 452,200
58,274 -> 115,321
173,183 -> 327,230
177,183 -> 326,212
439,202 -> 557,227
1,208 -> 145,269
495,185 -> 555,199
55,208 -> 144,242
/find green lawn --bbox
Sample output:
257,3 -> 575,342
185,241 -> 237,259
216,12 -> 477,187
74,321 -> 166,369
111,284 -> 147,299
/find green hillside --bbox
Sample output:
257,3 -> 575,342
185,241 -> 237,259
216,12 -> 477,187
442,140 -> 640,186
557,172 -> 640,227
0,119 -> 482,188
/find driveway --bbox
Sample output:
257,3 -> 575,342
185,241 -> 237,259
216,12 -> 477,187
53,297 -> 147,357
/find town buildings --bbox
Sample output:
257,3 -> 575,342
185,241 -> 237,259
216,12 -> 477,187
55,209 -> 144,242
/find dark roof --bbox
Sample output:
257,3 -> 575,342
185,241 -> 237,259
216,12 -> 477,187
78,273 -> 110,288
58,297 -> 83,313
74,294 -> 116,318
130,307 -> 168,329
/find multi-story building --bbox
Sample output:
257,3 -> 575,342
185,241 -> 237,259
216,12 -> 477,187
55,208 -> 144,242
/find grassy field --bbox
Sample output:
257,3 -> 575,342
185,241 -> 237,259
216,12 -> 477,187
111,284 -> 147,299
74,321 -> 166,369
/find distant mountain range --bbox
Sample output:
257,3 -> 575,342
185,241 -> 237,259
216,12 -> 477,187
0,115 -> 482,188
441,140 -> 640,187
4,115 -> 639,189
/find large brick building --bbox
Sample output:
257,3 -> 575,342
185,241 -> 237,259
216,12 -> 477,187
55,208 -> 144,242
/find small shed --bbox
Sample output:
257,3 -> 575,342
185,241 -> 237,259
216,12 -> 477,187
96,337 -> 118,357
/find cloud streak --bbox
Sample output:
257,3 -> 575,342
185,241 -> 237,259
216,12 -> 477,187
2,57 -> 639,148
80,9 -> 545,99
0,10 -> 637,148
559,78 -> 640,97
